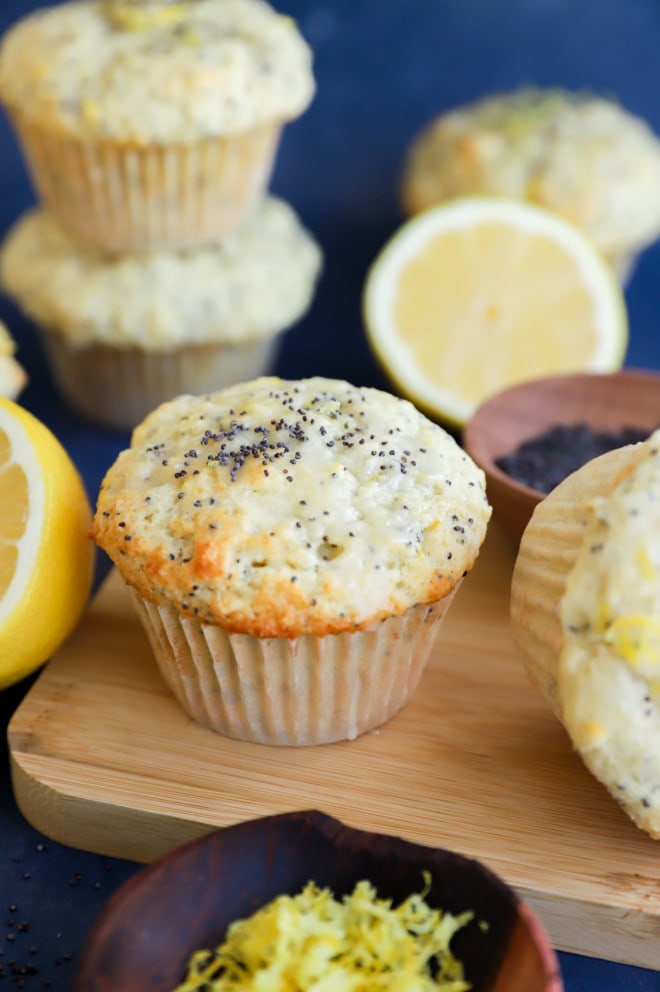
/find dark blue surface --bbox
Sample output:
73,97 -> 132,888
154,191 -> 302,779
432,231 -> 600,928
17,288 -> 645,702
1,1 -> 660,989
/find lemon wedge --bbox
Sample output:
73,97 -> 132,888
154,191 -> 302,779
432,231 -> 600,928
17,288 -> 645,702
0,399 -> 94,689
363,197 -> 628,429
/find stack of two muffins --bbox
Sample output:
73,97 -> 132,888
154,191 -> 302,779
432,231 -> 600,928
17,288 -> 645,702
0,0 -> 322,432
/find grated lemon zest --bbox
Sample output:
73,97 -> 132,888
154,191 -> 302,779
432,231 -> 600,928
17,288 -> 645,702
171,877 -> 475,992
636,546 -> 657,583
603,614 -> 660,672
104,2 -> 188,31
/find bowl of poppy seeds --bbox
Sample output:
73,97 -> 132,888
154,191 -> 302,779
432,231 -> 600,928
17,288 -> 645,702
462,369 -> 660,547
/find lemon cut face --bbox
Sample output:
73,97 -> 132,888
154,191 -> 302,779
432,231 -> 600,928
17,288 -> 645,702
363,197 -> 628,428
0,398 -> 94,689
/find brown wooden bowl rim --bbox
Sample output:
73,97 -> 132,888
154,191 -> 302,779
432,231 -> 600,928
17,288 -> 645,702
73,809 -> 563,992
463,367 -> 660,502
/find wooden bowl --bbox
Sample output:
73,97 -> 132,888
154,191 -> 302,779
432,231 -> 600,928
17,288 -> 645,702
74,810 -> 563,992
463,369 -> 660,548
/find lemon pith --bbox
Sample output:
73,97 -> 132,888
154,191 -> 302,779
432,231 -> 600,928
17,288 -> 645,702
0,398 -> 94,689
363,197 -> 628,428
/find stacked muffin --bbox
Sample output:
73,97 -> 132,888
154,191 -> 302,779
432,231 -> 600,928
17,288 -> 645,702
0,0 -> 322,431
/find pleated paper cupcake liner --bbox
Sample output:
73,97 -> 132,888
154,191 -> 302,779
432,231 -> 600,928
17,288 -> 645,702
9,114 -> 282,254
130,585 -> 460,746
40,328 -> 280,433
510,443 -> 642,718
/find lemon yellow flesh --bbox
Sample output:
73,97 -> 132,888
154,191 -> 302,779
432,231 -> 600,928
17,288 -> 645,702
0,451 -> 26,602
0,458 -> 28,541
0,399 -> 94,690
394,223 -> 599,405
363,198 -> 627,428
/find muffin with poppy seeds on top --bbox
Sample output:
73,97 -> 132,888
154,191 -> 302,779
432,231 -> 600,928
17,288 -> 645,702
92,376 -> 491,745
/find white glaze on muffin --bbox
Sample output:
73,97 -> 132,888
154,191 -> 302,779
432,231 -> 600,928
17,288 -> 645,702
92,376 -> 491,637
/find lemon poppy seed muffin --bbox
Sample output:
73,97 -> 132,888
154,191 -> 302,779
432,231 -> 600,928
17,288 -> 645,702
401,89 -> 660,281
0,198 -> 322,432
0,0 -> 315,252
511,430 -> 660,838
93,376 -> 491,744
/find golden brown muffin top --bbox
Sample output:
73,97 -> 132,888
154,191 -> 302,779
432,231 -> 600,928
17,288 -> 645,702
93,376 -> 491,636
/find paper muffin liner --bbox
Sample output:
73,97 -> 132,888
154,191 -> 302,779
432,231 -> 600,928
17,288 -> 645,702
8,113 -> 282,253
39,327 -> 280,433
128,584 -> 461,746
510,443 -> 642,719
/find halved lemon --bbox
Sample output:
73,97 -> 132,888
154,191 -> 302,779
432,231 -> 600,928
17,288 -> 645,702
0,398 -> 94,689
363,197 -> 628,429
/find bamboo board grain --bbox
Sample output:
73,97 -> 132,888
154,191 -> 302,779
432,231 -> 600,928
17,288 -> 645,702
8,525 -> 660,970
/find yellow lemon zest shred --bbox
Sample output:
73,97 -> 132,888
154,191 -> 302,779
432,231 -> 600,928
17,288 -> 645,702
104,2 -> 188,31
636,546 -> 657,583
603,614 -> 660,671
172,877 -> 475,992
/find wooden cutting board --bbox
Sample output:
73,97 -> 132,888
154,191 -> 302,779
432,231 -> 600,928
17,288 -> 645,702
8,525 -> 660,970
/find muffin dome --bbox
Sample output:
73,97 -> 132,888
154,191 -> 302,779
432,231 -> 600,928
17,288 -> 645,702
401,88 -> 660,273
0,0 -> 315,143
93,376 -> 491,637
0,198 -> 322,351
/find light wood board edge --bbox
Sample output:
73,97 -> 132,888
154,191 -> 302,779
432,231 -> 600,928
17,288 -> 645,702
9,748 -> 660,971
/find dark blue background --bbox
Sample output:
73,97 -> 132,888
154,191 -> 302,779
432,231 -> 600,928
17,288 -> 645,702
0,2 -> 659,989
